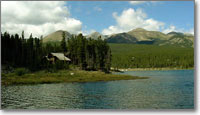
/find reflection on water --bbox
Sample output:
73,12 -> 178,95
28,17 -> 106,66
1,70 -> 194,109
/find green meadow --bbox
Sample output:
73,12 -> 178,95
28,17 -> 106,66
1,69 -> 148,85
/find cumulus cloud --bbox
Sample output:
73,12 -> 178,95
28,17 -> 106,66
162,25 -> 194,35
102,8 -> 164,35
82,29 -> 97,36
162,25 -> 177,34
129,1 -> 158,5
1,1 -> 82,37
129,1 -> 147,5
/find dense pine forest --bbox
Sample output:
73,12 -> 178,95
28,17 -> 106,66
1,31 -> 194,73
109,43 -> 194,69
1,32 -> 111,72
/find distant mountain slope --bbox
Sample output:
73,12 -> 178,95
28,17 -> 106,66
163,32 -> 194,47
106,33 -> 137,43
43,31 -> 106,43
106,28 -> 194,47
43,30 -> 71,43
127,28 -> 169,41
86,32 -> 108,40
43,28 -> 194,47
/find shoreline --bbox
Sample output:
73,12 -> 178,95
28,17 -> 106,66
1,70 -> 148,86
111,67 -> 194,72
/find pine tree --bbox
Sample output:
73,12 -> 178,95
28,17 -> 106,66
27,33 -> 34,70
61,32 -> 67,52
105,47 -> 112,73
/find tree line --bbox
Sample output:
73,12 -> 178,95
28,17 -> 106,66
1,31 -> 111,73
62,32 -> 111,72
1,31 -> 43,71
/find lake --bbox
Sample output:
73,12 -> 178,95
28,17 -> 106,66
1,70 -> 194,109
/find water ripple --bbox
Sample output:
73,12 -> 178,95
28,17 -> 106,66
1,70 -> 194,109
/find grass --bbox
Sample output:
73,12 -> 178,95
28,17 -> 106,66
1,70 -> 148,85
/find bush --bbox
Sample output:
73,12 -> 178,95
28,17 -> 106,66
54,61 -> 69,70
15,68 -> 29,76
45,61 -> 69,73
69,64 -> 78,70
1,73 -> 6,77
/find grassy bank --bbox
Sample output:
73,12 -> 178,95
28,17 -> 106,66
1,70 -> 148,85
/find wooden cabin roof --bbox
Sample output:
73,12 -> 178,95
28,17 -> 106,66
50,53 -> 71,61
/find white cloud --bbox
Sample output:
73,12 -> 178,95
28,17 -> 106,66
129,1 -> 158,5
162,25 -> 194,35
1,1 -> 82,38
129,1 -> 147,5
162,25 -> 177,34
82,29 -> 96,36
187,28 -> 194,35
102,8 -> 164,35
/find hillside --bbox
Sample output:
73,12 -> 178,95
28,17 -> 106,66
161,33 -> 194,47
106,28 -> 194,47
86,32 -> 108,40
106,33 -> 137,43
127,28 -> 169,41
42,30 -> 72,43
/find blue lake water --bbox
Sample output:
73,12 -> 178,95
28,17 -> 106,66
1,70 -> 194,109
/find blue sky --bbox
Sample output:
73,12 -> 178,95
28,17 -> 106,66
67,1 -> 194,35
1,1 -> 194,37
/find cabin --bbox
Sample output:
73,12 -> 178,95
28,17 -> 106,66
44,53 -> 71,64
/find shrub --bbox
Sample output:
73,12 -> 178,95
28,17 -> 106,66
45,61 -> 69,73
15,68 -> 29,76
1,73 -> 6,77
55,61 -> 69,70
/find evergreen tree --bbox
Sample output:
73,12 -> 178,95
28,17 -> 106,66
61,32 -> 67,52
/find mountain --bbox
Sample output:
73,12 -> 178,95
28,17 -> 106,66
43,28 -> 194,47
106,28 -> 194,47
42,30 -> 72,43
167,31 -> 184,37
164,32 -> 194,47
86,32 -> 108,40
106,33 -> 137,43
106,28 -> 169,44
43,31 -> 106,43
127,28 -> 169,41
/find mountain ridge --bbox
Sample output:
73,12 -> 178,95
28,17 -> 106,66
106,28 -> 194,47
42,28 -> 194,47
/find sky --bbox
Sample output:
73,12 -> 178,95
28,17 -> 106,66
1,1 -> 194,37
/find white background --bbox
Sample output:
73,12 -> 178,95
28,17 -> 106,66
0,0 -> 199,114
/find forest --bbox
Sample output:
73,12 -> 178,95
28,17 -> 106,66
1,32 -> 111,73
109,43 -> 194,69
1,31 -> 194,73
